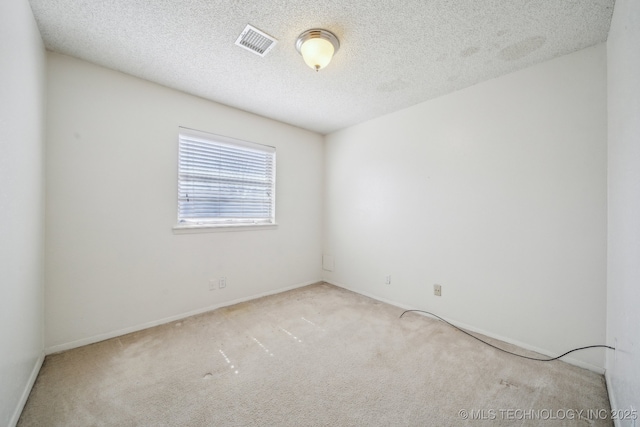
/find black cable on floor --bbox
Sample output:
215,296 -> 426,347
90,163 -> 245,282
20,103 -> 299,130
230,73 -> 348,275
399,309 -> 615,362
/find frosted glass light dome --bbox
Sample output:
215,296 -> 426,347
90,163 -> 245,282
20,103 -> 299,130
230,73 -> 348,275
300,37 -> 335,71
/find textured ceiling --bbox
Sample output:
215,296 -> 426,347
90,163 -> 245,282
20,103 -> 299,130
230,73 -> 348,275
28,0 -> 614,134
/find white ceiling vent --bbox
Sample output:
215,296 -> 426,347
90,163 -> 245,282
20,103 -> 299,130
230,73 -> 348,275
235,24 -> 277,57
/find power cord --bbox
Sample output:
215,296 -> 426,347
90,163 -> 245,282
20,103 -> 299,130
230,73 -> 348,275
399,309 -> 615,362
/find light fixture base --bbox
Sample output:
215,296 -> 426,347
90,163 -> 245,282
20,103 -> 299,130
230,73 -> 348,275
295,29 -> 340,55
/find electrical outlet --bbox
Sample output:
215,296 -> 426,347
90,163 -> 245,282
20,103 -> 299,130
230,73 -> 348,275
385,275 -> 391,285
219,277 -> 227,289
434,284 -> 442,297
209,279 -> 216,291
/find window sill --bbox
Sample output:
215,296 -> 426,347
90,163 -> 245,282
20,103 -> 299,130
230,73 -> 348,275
172,223 -> 278,234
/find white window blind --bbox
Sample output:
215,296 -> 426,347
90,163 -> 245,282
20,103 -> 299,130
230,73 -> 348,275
178,128 -> 276,226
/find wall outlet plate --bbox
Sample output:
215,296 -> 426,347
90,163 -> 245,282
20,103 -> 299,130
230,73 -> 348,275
219,277 -> 227,289
434,284 -> 442,297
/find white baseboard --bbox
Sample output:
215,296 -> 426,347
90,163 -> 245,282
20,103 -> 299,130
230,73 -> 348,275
605,370 -> 621,427
45,279 -> 321,355
324,279 -> 605,374
9,351 -> 44,427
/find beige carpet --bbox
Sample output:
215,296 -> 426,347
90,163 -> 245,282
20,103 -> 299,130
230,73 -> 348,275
19,283 -> 611,426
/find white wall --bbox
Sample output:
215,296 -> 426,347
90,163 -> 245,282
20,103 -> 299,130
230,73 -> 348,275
606,0 -> 640,420
0,0 -> 46,425
324,44 -> 607,370
45,53 -> 323,350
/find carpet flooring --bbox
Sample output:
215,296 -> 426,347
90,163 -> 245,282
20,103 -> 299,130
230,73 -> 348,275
19,282 -> 612,426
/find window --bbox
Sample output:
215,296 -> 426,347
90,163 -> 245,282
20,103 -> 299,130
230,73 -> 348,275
177,127 -> 276,228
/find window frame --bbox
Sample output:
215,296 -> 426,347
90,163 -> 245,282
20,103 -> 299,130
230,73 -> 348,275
173,127 -> 277,232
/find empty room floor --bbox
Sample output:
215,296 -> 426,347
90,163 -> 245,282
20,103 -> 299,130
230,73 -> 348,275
19,283 -> 611,426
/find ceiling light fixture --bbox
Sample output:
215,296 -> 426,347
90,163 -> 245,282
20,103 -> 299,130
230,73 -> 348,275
295,29 -> 340,72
